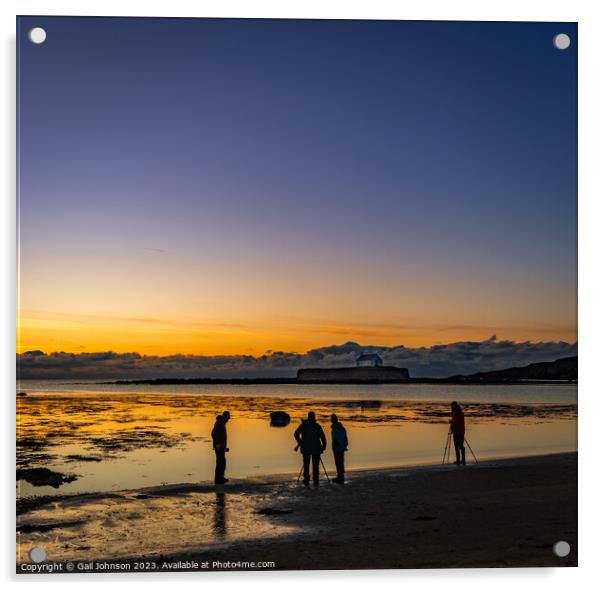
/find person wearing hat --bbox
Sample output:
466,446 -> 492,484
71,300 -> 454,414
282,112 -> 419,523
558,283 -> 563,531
211,411 -> 231,484
450,401 -> 466,466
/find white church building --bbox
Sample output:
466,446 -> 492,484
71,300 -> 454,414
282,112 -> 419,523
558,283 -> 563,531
356,352 -> 384,367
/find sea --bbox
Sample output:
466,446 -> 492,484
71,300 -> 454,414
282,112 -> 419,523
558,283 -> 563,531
16,379 -> 577,498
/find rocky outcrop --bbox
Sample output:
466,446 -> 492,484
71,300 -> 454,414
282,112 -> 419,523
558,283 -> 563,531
16,467 -> 77,488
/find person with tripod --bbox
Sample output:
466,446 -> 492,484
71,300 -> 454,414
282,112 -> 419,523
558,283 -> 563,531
294,411 -> 327,486
450,401 -> 466,466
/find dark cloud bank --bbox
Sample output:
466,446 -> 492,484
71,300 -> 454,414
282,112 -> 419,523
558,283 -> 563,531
17,337 -> 577,380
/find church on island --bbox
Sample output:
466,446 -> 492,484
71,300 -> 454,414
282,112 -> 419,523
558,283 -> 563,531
296,352 -> 410,383
355,352 -> 384,367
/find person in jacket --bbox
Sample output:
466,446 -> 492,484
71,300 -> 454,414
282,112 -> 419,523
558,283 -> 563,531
294,411 -> 327,486
211,411 -> 230,484
330,414 -> 348,483
450,401 -> 465,466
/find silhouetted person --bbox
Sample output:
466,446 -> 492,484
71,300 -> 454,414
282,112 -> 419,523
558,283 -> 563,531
294,411 -> 326,486
211,411 -> 230,484
330,414 -> 348,483
450,401 -> 465,466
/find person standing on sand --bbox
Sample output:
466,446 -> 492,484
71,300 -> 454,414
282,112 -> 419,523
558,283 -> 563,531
450,401 -> 466,466
294,412 -> 327,486
330,414 -> 348,483
211,411 -> 230,484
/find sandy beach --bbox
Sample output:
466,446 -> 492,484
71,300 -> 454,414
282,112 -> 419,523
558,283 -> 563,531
17,452 -> 577,572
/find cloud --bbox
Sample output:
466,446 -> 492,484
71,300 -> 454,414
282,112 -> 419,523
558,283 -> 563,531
16,336 -> 577,380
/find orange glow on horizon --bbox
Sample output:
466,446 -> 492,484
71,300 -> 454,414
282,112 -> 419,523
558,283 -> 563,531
17,248 -> 576,356
16,309 -> 577,356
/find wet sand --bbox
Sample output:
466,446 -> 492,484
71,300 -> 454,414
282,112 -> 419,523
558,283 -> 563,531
17,452 -> 577,571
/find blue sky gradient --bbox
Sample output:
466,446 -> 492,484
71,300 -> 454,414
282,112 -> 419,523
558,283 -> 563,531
17,17 -> 577,361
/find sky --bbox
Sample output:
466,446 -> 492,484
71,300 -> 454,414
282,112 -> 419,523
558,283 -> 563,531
17,17 -> 577,368
17,338 -> 577,380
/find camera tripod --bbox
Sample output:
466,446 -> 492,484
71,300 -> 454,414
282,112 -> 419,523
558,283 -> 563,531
442,430 -> 478,465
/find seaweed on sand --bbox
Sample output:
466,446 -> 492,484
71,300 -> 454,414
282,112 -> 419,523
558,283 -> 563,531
16,467 -> 78,488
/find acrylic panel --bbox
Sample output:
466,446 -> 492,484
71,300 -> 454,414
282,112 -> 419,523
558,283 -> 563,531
16,16 -> 577,573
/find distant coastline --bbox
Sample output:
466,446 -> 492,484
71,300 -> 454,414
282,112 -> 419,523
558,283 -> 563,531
102,377 -> 576,386
101,356 -> 577,386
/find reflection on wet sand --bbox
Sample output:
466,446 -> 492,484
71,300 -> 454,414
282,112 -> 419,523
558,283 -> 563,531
17,484 -> 295,564
213,493 -> 226,539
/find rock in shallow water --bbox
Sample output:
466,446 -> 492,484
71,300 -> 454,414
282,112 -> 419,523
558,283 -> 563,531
270,411 -> 291,427
16,467 -> 77,488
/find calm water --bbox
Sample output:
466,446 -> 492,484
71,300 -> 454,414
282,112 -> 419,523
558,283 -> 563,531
16,380 -> 577,498
18,379 -> 577,403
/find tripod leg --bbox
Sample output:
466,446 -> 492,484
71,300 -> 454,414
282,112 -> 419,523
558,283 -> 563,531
442,433 -> 449,464
297,463 -> 304,482
464,438 -> 478,464
320,457 -> 330,482
441,432 -> 449,465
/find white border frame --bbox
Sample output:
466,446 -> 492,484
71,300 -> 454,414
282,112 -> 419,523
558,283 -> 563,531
3,1 -> 601,588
